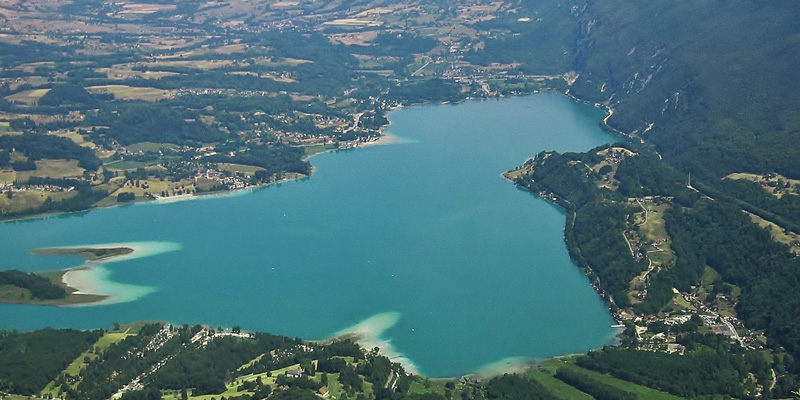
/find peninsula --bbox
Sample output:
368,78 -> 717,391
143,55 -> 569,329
0,245 -> 138,306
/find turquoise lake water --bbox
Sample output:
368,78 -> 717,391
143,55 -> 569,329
0,93 -> 616,376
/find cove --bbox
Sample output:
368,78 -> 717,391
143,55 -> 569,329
0,93 -> 616,377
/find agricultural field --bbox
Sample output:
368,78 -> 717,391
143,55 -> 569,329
323,18 -> 383,27
47,130 -> 96,149
145,59 -> 238,69
746,211 -> 800,255
125,142 -> 179,152
725,172 -> 800,198
525,369 -> 594,400
118,3 -> 177,15
627,199 -> 675,303
631,199 -> 674,265
15,160 -> 85,179
86,85 -> 174,101
533,359 -> 685,400
0,190 -> 77,213
216,162 -> 266,177
102,177 -> 197,204
96,67 -> 179,80
0,169 -> 15,185
5,88 -> 50,105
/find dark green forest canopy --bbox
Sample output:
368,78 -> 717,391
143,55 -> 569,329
0,134 -> 100,170
90,104 -> 226,146
0,329 -> 103,395
0,270 -> 66,300
511,146 -> 800,395
473,0 -> 800,181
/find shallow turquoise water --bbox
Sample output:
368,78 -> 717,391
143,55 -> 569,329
0,93 -> 616,376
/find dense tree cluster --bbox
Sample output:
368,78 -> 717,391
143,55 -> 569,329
149,334 -> 299,395
91,104 -> 226,146
717,178 -> 800,228
613,154 -> 696,203
0,133 -> 100,170
0,270 -> 66,300
576,336 -> 770,398
38,84 -> 103,107
514,149 -> 646,306
207,144 -> 309,177
484,374 -> 558,400
388,79 -> 463,104
554,367 -> 637,400
352,33 -> 438,57
1,177 -> 108,220
0,329 -> 102,395
665,200 -> 800,381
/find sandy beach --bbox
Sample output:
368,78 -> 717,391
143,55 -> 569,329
61,267 -> 105,296
360,130 -> 406,148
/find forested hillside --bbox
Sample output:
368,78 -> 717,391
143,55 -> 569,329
473,0 -> 800,200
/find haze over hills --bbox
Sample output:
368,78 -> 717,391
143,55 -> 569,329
1,0 -> 800,399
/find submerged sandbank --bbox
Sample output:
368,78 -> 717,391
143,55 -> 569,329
329,312 -> 624,378
330,312 -> 419,375
30,241 -> 181,306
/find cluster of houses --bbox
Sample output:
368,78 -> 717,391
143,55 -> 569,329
1,182 -> 74,192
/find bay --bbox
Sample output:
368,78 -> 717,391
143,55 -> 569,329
0,93 -> 616,376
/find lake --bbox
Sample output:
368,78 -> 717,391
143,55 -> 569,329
0,93 -> 617,376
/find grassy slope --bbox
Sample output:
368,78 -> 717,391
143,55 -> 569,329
535,359 -> 685,400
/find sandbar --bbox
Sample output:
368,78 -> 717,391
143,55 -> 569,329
32,246 -> 133,262
329,311 -> 419,375
22,242 -> 177,306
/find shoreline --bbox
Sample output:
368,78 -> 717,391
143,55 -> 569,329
322,310 -> 614,379
4,91 -> 627,371
562,89 -> 627,139
326,312 -> 420,375
0,131 -> 405,224
0,268 -> 110,307
1,92 -> 574,225
61,267 -> 107,297
22,242 -> 178,306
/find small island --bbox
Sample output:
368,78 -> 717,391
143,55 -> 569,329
31,246 -> 134,262
0,246 -> 134,306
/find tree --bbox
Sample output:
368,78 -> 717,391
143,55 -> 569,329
117,192 -> 135,202
300,358 -> 315,376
